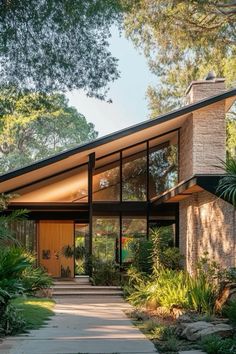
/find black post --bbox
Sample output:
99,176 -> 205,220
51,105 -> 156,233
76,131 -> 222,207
88,152 -> 95,276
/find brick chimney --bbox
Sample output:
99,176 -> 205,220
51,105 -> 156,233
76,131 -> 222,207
186,72 -> 225,104
179,74 -> 226,181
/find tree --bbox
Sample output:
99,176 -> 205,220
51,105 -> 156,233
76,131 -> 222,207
217,157 -> 236,206
0,88 -> 98,173
0,0 -> 125,97
123,0 -> 236,115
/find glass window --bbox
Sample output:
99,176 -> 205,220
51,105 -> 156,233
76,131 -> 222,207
149,143 -> 178,199
122,144 -> 147,201
93,216 -> 120,262
122,217 -> 147,263
74,224 -> 89,275
93,154 -> 120,201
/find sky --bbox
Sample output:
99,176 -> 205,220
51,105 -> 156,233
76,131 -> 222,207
66,28 -> 156,137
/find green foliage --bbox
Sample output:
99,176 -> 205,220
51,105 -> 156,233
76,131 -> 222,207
217,156 -> 236,206
131,239 -> 153,273
0,90 -> 98,172
200,335 -> 236,354
127,254 -> 219,314
0,303 -> 26,335
62,244 -> 86,260
151,227 -> 183,270
91,258 -> 120,286
124,0 -> 236,115
188,275 -> 217,315
222,300 -> 236,325
21,266 -> 53,295
0,1 -> 123,95
128,267 -> 190,310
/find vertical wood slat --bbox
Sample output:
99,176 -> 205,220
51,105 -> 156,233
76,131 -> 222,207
38,220 -> 74,278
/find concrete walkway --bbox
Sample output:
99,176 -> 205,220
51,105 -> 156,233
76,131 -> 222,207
0,296 -> 157,354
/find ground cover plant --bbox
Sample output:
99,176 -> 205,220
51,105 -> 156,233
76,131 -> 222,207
12,298 -> 55,330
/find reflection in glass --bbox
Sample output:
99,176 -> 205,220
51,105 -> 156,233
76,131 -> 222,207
93,217 -> 120,262
93,154 -> 120,201
149,144 -> 178,199
8,220 -> 36,252
74,224 -> 89,275
122,147 -> 147,201
122,217 -> 147,263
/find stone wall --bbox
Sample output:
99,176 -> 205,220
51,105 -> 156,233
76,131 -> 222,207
179,190 -> 236,274
179,101 -> 226,181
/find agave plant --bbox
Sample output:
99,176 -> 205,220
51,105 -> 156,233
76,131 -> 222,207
217,157 -> 236,206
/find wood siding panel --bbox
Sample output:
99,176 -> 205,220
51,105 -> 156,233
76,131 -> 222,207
38,221 -> 74,278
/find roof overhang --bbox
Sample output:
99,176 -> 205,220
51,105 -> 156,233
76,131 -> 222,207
151,175 -> 224,205
0,87 -> 235,194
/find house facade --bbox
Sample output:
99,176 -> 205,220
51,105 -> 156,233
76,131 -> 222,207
1,77 -> 236,277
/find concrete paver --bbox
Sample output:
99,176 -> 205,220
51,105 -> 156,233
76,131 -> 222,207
0,296 -> 157,354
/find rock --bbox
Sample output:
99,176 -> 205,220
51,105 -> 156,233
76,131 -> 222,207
177,314 -> 192,323
215,283 -> 236,311
180,321 -> 233,341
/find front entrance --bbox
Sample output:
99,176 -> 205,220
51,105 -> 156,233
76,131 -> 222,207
38,220 -> 74,278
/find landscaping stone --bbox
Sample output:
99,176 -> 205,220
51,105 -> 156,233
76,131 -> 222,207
180,321 -> 233,341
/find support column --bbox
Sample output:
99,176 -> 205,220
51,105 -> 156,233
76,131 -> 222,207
88,152 -> 95,276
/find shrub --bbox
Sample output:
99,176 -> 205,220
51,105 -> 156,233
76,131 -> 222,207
188,274 -> 218,314
0,303 -> 26,335
222,300 -> 236,325
151,227 -> 183,270
201,335 -> 236,354
91,258 -> 120,286
21,266 -> 53,295
128,267 -> 190,310
131,239 -> 153,274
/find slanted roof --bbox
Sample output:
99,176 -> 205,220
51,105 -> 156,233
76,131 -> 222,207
0,87 -> 236,194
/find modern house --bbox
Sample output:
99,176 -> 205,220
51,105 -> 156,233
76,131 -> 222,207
0,76 -> 236,278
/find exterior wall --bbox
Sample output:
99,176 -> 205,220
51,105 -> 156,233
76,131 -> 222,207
179,102 -> 226,181
179,191 -> 236,274
179,79 -> 226,181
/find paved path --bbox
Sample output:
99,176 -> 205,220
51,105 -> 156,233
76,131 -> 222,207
0,296 -> 157,354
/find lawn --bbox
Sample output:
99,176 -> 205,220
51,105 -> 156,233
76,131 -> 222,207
12,297 -> 55,330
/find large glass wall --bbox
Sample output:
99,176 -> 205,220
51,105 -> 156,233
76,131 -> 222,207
149,140 -> 178,199
122,144 -> 147,201
122,217 -> 147,263
93,154 -> 120,201
92,216 -> 120,262
74,224 -> 89,275
92,134 -> 178,203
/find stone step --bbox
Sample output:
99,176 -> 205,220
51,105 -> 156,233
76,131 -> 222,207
53,285 -> 121,290
53,290 -> 123,296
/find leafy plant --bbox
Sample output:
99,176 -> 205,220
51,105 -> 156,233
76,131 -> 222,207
150,227 -> 183,270
91,258 -> 120,286
0,303 -> 26,335
217,157 -> 236,206
21,266 -> 53,295
201,335 -> 236,354
222,300 -> 236,325
188,274 -> 218,315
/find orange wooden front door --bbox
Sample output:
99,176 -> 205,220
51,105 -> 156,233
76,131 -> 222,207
38,220 -> 74,278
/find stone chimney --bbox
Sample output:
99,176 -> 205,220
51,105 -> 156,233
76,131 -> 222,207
186,72 -> 225,104
179,74 -> 226,181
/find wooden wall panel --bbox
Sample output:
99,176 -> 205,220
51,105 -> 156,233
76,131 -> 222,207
38,220 -> 74,278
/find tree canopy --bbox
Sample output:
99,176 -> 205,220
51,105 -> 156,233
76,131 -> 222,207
123,0 -> 236,115
0,0 -> 125,98
0,88 -> 98,173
